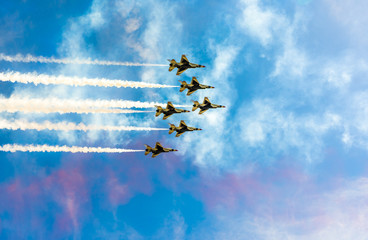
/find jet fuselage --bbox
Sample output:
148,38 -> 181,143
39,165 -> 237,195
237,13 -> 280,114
198,102 -> 225,111
157,108 -> 190,119
175,125 -> 201,134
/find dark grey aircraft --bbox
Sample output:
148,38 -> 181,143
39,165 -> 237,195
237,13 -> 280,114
179,77 -> 214,96
144,142 -> 178,158
155,102 -> 190,120
192,97 -> 226,114
168,120 -> 202,137
168,55 -> 205,75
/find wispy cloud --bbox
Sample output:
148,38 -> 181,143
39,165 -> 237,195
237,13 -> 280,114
196,177 -> 368,240
236,99 -> 341,162
238,0 -> 287,46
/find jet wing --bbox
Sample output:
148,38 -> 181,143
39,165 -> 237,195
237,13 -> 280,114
155,142 -> 164,151
151,153 -> 160,158
163,112 -> 174,120
199,109 -> 209,115
175,132 -> 185,137
166,102 -> 175,110
180,55 -> 189,64
176,67 -> 187,76
186,89 -> 197,96
203,97 -> 211,105
179,120 -> 187,128
191,77 -> 200,86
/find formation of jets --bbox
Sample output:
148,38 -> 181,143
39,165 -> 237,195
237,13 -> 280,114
145,54 -> 225,157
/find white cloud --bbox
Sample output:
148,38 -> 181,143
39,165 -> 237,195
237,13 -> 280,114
235,0 -> 368,159
125,1 -> 183,62
237,99 -> 341,162
154,212 -> 187,240
238,0 -> 286,46
124,18 -> 141,33
238,0 -> 310,87
115,0 -> 137,18
324,0 -> 368,48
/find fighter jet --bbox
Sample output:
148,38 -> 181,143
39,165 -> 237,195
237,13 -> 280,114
155,102 -> 190,120
144,142 -> 178,158
168,120 -> 202,137
168,55 -> 205,75
179,77 -> 214,96
192,97 -> 225,114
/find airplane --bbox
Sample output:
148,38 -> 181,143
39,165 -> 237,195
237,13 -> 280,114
144,142 -> 178,158
155,102 -> 190,120
179,77 -> 214,96
168,55 -> 205,75
192,97 -> 225,114
168,120 -> 202,137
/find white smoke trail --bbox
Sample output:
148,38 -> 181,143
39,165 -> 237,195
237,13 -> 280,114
0,71 -> 177,89
0,103 -> 152,114
0,53 -> 167,67
0,119 -> 167,131
0,97 -> 191,110
0,144 -> 144,153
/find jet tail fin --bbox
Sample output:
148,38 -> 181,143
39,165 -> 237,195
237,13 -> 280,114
179,81 -> 187,92
144,145 -> 152,155
168,124 -> 176,134
155,106 -> 163,117
168,59 -> 177,72
192,101 -> 200,111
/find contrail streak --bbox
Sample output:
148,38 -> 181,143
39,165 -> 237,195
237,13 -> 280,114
0,144 -> 144,153
0,119 -> 167,131
0,97 -> 191,110
0,71 -> 177,89
0,103 -> 152,114
0,53 -> 167,67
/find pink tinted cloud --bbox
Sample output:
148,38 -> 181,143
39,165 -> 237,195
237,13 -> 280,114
44,167 -> 88,232
102,155 -> 155,206
197,171 -> 269,210
107,172 -> 132,205
192,161 -> 312,212
0,156 -> 90,237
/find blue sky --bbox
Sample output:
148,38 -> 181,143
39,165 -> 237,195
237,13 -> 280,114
1,0 -> 368,239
